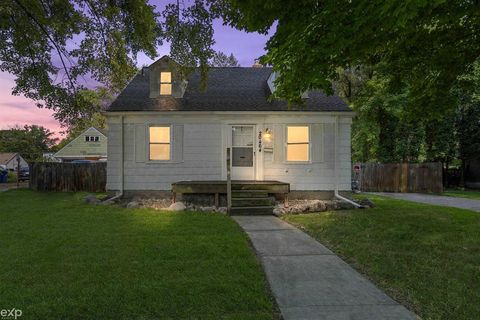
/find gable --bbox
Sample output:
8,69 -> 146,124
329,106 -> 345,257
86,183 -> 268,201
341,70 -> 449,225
55,127 -> 107,158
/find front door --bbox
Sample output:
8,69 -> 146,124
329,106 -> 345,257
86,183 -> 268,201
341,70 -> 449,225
231,125 -> 255,180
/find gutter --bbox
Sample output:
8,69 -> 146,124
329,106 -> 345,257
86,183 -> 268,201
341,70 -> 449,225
333,115 -> 362,208
105,115 -> 124,202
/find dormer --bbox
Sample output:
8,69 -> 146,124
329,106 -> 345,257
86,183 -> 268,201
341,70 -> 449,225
267,71 -> 309,99
149,56 -> 187,99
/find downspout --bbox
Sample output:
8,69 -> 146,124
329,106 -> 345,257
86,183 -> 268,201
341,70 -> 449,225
333,115 -> 362,208
108,115 -> 124,201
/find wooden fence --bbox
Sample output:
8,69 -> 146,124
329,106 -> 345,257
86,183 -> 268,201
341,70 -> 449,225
355,162 -> 443,193
29,162 -> 107,192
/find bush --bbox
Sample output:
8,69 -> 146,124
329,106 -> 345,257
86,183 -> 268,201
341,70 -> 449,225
7,172 -> 17,183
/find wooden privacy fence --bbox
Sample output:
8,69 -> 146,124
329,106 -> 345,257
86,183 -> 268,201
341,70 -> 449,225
30,162 -> 107,192
355,162 -> 443,193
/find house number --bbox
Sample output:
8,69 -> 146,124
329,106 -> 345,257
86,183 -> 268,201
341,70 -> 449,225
258,131 -> 262,152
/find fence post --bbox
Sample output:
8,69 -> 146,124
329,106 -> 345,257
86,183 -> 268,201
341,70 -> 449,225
226,148 -> 232,214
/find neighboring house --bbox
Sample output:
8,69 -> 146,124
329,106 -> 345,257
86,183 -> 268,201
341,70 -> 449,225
105,56 -> 354,207
54,127 -> 107,162
0,152 -> 28,170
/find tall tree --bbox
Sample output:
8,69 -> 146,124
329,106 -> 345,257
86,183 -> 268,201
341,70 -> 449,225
210,51 -> 240,67
0,125 -> 58,162
0,0 -> 163,126
215,0 -> 480,116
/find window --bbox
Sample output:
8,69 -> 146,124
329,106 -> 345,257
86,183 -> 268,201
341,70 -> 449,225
85,136 -> 99,142
149,126 -> 171,160
286,126 -> 309,162
160,72 -> 172,95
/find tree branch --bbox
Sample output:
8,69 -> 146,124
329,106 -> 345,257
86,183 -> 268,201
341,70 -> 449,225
13,0 -> 76,93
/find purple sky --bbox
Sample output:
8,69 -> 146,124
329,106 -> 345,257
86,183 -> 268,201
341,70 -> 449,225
0,6 -> 274,138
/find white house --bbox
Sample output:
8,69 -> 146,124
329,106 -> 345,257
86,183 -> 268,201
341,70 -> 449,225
54,127 -> 107,162
0,152 -> 28,171
105,56 -> 354,213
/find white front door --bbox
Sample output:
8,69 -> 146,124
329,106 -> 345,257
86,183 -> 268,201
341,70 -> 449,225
231,125 -> 255,180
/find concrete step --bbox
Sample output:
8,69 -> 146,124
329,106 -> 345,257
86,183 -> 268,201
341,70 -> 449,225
229,206 -> 273,215
231,190 -> 269,198
232,197 -> 274,207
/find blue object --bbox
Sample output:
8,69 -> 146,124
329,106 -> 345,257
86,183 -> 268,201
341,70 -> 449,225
0,171 -> 7,183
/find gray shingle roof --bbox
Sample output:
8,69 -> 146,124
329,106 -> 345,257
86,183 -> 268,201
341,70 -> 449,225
106,67 -> 351,112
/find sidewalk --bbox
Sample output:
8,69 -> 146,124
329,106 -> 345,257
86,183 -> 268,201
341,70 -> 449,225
233,216 -> 417,320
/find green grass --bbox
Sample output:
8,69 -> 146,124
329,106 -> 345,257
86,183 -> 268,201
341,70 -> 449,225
284,195 -> 480,320
0,189 -> 276,319
443,189 -> 480,200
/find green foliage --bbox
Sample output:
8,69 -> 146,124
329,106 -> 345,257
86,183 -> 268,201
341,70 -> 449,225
0,125 -> 58,162
210,51 -> 240,67
162,0 -> 215,89
217,0 -> 480,112
0,0 -> 162,127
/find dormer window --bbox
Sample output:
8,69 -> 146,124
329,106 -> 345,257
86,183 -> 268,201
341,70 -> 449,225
160,72 -> 172,95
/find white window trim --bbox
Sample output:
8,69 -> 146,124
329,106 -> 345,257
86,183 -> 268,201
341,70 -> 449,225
284,124 -> 312,164
160,72 -> 172,96
147,124 -> 172,162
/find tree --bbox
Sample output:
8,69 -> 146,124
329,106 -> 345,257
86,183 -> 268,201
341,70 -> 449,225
0,125 -> 58,162
0,0 -> 163,126
215,0 -> 480,116
210,51 -> 240,67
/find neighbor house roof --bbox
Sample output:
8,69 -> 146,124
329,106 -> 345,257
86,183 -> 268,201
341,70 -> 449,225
0,152 -> 18,165
106,67 -> 351,112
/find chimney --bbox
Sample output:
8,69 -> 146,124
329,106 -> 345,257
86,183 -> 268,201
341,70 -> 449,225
252,59 -> 263,68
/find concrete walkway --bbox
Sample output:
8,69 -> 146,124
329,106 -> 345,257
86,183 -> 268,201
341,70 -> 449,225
233,216 -> 417,320
375,192 -> 480,212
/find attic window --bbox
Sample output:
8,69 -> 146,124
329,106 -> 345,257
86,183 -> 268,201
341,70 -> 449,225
160,72 -> 172,95
85,136 -> 99,142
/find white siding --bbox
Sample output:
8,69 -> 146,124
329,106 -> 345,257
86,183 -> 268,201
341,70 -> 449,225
106,113 -> 353,191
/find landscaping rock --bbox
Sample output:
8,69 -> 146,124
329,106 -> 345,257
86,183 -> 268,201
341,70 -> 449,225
127,201 -> 140,209
84,194 -> 101,205
100,199 -> 115,206
216,207 -> 228,214
200,206 -> 215,212
167,202 -> 186,211
359,198 -> 375,208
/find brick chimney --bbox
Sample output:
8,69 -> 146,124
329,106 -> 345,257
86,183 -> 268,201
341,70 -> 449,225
252,59 -> 263,68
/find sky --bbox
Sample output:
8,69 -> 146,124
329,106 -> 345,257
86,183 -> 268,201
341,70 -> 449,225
0,8 -> 273,138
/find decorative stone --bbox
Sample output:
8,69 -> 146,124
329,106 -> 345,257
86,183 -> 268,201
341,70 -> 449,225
84,194 -> 101,205
216,207 -> 228,214
100,199 -> 115,206
127,201 -> 140,209
200,206 -> 215,212
359,198 -> 375,208
167,202 -> 186,211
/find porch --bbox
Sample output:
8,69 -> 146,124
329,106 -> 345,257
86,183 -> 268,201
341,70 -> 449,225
172,180 -> 290,215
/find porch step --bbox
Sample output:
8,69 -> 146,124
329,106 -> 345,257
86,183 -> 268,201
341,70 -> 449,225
232,197 -> 274,207
229,206 -> 274,216
231,190 -> 269,198
231,183 -> 288,193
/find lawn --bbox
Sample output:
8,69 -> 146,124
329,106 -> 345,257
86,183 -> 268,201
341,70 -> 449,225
0,189 -> 276,320
284,195 -> 480,320
443,189 -> 480,200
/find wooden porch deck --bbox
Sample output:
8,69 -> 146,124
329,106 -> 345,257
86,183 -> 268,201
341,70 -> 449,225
171,180 -> 290,209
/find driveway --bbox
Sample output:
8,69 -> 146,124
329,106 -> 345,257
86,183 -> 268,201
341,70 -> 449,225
375,192 -> 480,212
233,216 -> 417,320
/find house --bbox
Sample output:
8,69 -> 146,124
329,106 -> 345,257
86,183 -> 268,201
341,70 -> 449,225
54,127 -> 107,162
104,56 -> 354,212
0,152 -> 28,170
